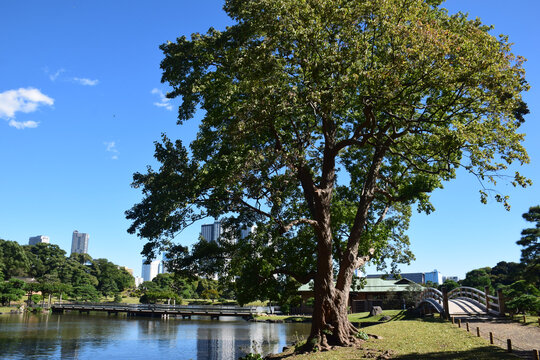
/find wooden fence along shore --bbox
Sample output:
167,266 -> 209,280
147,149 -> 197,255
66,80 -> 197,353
51,302 -> 261,320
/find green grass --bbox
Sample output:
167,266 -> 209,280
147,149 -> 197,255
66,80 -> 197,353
255,310 -> 405,324
253,314 -> 311,322
348,309 -> 406,323
509,314 -> 540,327
0,306 -> 16,313
268,318 -> 516,359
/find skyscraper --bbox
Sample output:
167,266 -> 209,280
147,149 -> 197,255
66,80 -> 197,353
160,252 -> 170,274
71,230 -> 89,255
142,259 -> 160,282
240,224 -> 256,240
200,221 -> 222,242
28,235 -> 50,246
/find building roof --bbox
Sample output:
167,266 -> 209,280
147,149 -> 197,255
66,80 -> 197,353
298,277 -> 416,293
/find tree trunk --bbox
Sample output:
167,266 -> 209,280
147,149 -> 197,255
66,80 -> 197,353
302,228 -> 359,351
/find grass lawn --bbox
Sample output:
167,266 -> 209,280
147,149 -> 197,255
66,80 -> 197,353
348,309 -> 406,323
508,314 -> 540,327
268,318 -> 516,359
255,310 -> 406,323
253,314 -> 311,322
0,306 -> 17,313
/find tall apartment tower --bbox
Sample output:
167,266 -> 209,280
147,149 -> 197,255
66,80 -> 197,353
160,252 -> 170,274
28,235 -> 50,246
200,221 -> 222,242
71,230 -> 89,255
141,259 -> 160,282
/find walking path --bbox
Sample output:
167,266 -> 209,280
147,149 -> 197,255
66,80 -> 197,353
448,298 -> 486,315
456,316 -> 540,358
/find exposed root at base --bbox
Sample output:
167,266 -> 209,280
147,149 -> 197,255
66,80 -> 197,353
265,337 -> 392,359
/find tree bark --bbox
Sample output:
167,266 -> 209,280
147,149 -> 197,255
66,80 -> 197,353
304,236 -> 358,350
303,205 -> 360,350
302,143 -> 386,351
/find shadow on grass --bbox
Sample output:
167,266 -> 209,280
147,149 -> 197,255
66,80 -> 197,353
391,346 -> 516,360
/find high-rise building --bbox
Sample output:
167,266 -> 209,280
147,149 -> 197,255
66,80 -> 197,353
71,230 -> 89,255
28,235 -> 50,246
425,269 -> 444,285
122,267 -> 134,276
201,221 -> 222,242
142,259 -> 160,282
160,253 -> 170,274
240,224 -> 256,240
134,276 -> 144,287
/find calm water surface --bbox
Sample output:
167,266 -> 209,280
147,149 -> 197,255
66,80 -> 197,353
0,313 -> 310,360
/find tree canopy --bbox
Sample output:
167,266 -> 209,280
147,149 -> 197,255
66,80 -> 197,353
516,206 -> 539,286
127,0 -> 529,349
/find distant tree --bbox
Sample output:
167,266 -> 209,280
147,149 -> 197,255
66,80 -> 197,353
58,258 -> 98,288
113,293 -> 122,303
139,281 -> 160,292
89,258 -> 134,296
490,261 -> 525,288
152,273 -> 174,291
71,253 -> 92,265
516,206 -> 540,286
24,243 -> 66,280
402,283 -> 423,307
140,290 -> 180,304
0,239 -> 29,279
24,282 -> 40,304
30,294 -> 43,305
72,284 -> 100,302
39,281 -> 65,307
201,288 -> 220,302
440,279 -> 460,292
0,278 -> 26,306
504,280 -> 540,315
461,267 -> 493,291
127,0 -> 530,349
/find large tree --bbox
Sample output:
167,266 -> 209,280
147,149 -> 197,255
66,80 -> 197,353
127,0 -> 529,349
517,206 -> 539,286
0,239 -> 29,279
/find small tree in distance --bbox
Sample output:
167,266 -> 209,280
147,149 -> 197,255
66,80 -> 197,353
516,206 -> 539,287
127,0 -> 530,350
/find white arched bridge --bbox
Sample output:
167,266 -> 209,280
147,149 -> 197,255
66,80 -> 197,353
417,286 -> 505,318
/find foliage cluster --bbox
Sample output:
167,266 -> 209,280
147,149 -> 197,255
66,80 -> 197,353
0,239 -> 134,304
126,0 -> 530,348
135,273 -> 227,304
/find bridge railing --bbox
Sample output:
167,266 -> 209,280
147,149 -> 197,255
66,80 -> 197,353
448,286 -> 502,315
52,302 -> 259,314
416,287 -> 443,306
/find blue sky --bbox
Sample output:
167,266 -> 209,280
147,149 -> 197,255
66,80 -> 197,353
0,0 -> 538,280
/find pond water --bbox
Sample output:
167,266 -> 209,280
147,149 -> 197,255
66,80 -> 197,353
0,313 -> 310,360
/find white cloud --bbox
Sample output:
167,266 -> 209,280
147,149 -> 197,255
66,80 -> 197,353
151,88 -> 173,111
73,77 -> 99,86
8,120 -> 39,129
0,88 -> 54,129
49,68 -> 65,81
104,141 -> 119,160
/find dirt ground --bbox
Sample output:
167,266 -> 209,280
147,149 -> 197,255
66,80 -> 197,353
455,316 -> 540,359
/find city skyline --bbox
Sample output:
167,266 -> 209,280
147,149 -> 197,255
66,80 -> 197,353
0,0 -> 539,278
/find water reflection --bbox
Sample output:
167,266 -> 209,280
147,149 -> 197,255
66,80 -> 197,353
0,313 -> 310,360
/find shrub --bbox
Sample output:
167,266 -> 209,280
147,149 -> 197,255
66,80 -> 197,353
355,330 -> 369,340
